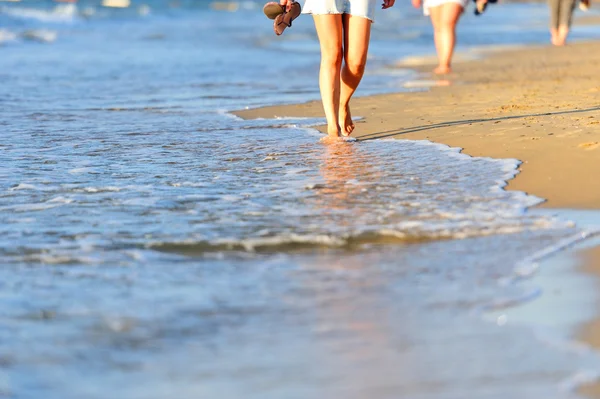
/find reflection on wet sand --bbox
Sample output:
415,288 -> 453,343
312,141 -> 429,248
319,142 -> 363,209
314,141 -> 381,219
304,143 -> 402,396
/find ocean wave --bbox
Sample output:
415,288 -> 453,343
71,186 -> 122,193
0,196 -> 73,212
148,222 -> 573,255
22,29 -> 58,43
1,4 -> 79,23
21,253 -> 95,265
9,183 -> 39,191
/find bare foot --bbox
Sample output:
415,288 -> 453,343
321,124 -> 341,140
433,65 -> 451,75
339,104 -> 355,137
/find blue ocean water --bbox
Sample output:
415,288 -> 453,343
2,1 -> 600,398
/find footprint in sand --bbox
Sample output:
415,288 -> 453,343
578,142 -> 599,150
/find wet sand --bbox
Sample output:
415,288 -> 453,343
234,40 -> 600,394
578,242 -> 600,397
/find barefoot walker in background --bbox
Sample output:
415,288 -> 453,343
413,0 -> 469,74
279,0 -> 395,139
548,0 -> 586,45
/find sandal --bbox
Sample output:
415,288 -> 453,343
274,1 -> 301,36
263,2 -> 285,19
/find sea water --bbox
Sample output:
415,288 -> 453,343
2,1 -> 600,398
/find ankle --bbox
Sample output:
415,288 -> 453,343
327,125 -> 341,137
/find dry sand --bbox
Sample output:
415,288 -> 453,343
235,40 -> 600,395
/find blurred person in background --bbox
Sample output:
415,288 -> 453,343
412,0 -> 476,74
548,0 -> 587,45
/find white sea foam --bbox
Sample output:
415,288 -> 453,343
509,230 -> 599,283
46,196 -> 73,204
148,233 -> 348,254
9,203 -> 61,212
9,183 -> 38,191
68,167 -> 99,174
22,254 -> 90,265
72,186 -> 122,193
1,4 -> 78,23
22,29 -> 58,43
0,29 -> 17,44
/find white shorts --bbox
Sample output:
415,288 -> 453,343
422,0 -> 468,15
302,0 -> 377,22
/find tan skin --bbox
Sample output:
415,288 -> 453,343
551,25 -> 569,46
412,0 -> 465,74
550,0 -> 586,46
280,0 -> 395,140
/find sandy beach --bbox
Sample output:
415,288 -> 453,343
235,40 -> 600,394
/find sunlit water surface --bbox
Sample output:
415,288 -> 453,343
2,1 -> 600,398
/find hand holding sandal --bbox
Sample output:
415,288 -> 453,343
262,0 -> 302,36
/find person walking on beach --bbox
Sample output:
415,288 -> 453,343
278,0 -> 395,139
412,0 -> 471,74
548,0 -> 582,45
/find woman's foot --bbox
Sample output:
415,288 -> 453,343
433,65 -> 451,74
339,104 -> 355,137
319,125 -> 343,143
328,124 -> 342,137
554,25 -> 569,46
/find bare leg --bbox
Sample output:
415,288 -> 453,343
548,0 -> 560,44
430,6 -> 444,71
550,27 -> 559,45
555,24 -> 569,45
313,15 -> 344,138
339,14 -> 372,136
553,0 -> 575,45
429,3 -> 463,74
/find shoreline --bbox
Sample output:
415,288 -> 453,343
235,41 -> 600,209
234,39 -> 600,395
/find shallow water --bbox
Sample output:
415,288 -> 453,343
2,1 -> 600,398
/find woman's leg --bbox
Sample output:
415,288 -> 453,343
548,0 -> 561,44
339,14 -> 372,136
313,15 -> 344,137
429,2 -> 463,74
555,0 -> 576,45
